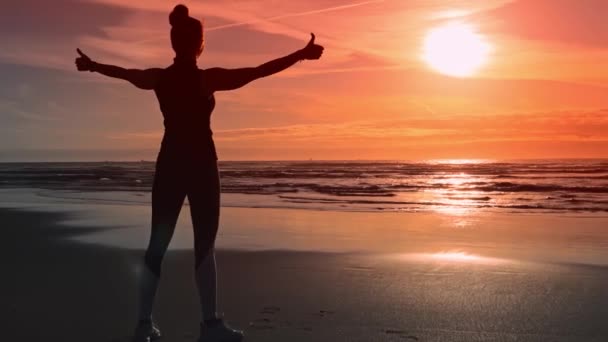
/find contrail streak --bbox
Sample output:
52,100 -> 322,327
206,0 -> 386,31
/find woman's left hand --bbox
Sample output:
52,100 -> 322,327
300,33 -> 324,60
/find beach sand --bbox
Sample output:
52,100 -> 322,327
2,204 -> 608,341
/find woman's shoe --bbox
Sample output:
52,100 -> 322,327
132,319 -> 162,342
198,318 -> 244,342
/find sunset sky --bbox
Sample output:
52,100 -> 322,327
1,0 -> 607,161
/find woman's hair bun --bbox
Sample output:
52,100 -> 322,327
170,4 -> 190,27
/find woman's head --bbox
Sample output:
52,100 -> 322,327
169,4 -> 203,58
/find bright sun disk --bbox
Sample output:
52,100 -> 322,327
423,22 -> 491,77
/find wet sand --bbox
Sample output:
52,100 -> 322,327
2,206 -> 608,341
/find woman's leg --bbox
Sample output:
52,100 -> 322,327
188,163 -> 221,321
189,162 -> 243,340
137,165 -> 186,323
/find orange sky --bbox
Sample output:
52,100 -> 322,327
1,0 -> 607,161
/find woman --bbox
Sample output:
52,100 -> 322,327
75,4 -> 323,342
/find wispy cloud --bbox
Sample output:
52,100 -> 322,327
205,0 -> 387,31
109,109 -> 608,144
482,0 -> 608,47
0,99 -> 63,122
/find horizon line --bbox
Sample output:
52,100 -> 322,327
1,157 -> 607,164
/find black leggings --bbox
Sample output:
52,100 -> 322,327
144,156 -> 220,277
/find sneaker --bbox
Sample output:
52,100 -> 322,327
198,318 -> 244,342
132,319 -> 162,342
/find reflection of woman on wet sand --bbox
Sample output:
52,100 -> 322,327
75,4 -> 323,342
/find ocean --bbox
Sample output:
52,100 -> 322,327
0,159 -> 607,214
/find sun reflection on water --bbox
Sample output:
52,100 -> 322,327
427,159 -> 494,165
428,171 -> 484,219
430,251 -> 481,262
434,205 -> 472,217
396,251 -> 507,265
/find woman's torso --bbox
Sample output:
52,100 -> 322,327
154,60 -> 217,163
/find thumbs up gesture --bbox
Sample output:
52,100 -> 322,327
75,48 -> 96,72
300,33 -> 324,60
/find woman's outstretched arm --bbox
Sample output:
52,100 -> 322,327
206,33 -> 324,92
75,49 -> 161,90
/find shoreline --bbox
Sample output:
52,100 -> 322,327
2,187 -> 608,265
2,159 -> 608,215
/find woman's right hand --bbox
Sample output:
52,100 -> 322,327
300,33 -> 324,60
75,48 -> 96,72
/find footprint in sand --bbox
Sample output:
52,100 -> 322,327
259,305 -> 281,315
385,329 -> 419,340
250,306 -> 337,333
249,317 -> 275,330
249,306 -> 282,330
313,309 -> 336,318
277,320 -> 293,328
289,309 -> 336,332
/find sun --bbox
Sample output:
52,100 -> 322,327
423,22 -> 491,77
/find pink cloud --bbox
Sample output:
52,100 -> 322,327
482,0 -> 608,47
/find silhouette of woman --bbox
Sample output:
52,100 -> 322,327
75,4 -> 323,342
